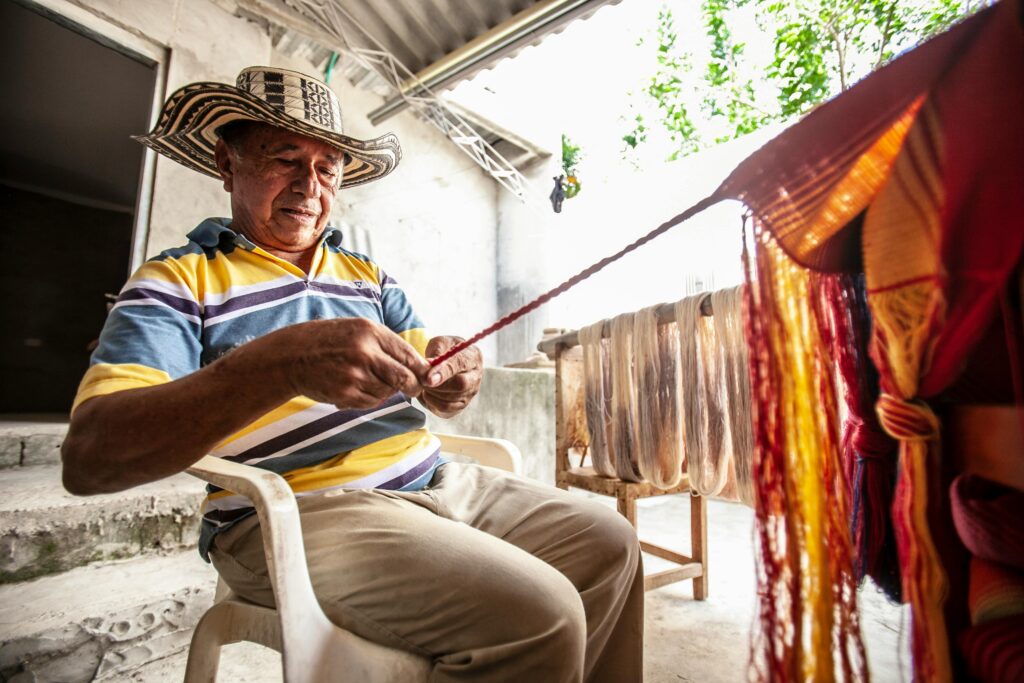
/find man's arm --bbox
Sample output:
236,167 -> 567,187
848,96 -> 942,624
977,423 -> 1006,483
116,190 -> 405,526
62,318 -> 430,495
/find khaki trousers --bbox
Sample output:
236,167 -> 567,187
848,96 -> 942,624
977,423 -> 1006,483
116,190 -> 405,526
210,461 -> 644,683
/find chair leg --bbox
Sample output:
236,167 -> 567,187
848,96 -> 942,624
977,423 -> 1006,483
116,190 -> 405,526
690,493 -> 708,600
183,614 -> 223,683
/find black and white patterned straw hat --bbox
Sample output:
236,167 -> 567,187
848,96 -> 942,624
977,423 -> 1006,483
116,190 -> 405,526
135,66 -> 401,188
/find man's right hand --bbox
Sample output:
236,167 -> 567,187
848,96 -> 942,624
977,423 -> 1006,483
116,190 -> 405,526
263,318 -> 431,410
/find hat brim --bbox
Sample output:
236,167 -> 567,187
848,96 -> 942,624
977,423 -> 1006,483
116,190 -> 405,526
135,81 -> 401,188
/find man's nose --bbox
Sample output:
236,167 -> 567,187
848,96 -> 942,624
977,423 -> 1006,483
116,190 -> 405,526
292,163 -> 321,198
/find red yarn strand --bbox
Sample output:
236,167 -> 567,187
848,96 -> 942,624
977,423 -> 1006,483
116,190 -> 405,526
428,196 -> 721,367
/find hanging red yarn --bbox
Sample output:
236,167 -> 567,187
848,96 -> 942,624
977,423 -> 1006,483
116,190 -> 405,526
811,273 -> 901,601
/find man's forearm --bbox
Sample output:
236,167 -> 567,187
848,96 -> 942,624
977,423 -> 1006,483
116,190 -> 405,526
62,337 -> 294,495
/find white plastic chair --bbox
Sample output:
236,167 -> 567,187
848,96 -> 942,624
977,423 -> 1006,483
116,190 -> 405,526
183,433 -> 522,683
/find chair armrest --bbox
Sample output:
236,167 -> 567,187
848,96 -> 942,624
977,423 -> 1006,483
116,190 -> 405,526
187,456 -> 333,637
434,433 -> 522,475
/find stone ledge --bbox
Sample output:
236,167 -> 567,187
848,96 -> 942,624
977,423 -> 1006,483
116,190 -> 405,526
0,552 -> 216,681
0,417 -> 68,469
0,466 -> 205,583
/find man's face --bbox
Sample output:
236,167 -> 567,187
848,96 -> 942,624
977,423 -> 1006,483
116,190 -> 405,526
217,123 -> 343,253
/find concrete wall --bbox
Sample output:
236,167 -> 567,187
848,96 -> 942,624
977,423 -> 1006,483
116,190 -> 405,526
427,367 -> 556,485
493,158 -> 559,366
50,0 -> 501,360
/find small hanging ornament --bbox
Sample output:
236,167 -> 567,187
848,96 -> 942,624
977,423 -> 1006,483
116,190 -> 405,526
550,174 -> 566,213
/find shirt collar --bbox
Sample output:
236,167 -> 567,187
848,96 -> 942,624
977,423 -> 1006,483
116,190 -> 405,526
187,218 -> 344,250
322,225 -> 344,248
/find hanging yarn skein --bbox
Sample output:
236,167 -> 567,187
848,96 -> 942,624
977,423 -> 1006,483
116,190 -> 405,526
579,292 -> 754,495
579,321 -> 616,479
710,286 -> 756,506
609,313 -> 643,482
633,305 -> 685,488
676,294 -> 730,497
581,309 -> 685,487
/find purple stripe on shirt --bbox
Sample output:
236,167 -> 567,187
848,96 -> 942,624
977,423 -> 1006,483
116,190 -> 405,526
204,280 -> 381,320
307,281 -> 381,301
375,447 -> 441,490
225,393 -> 409,463
204,281 -> 308,319
118,287 -> 202,318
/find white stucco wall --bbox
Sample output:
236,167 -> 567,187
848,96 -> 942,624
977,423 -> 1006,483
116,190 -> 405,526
493,158 -> 559,365
310,70 -> 500,361
54,0 -> 500,360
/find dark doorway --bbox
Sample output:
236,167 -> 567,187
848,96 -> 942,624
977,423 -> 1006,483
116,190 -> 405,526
0,0 -> 157,414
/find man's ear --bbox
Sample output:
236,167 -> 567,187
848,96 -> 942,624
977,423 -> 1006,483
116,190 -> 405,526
213,139 -> 235,192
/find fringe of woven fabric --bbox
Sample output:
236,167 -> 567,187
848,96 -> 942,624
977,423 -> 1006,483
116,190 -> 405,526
811,274 -> 902,601
744,220 -> 868,682
676,295 -> 730,496
634,306 -> 685,488
580,321 -> 616,478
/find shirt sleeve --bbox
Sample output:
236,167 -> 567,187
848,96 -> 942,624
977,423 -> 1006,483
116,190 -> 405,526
377,267 -> 429,357
72,257 -> 203,413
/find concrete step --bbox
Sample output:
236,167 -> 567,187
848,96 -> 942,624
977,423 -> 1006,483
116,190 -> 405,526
0,416 -> 68,469
0,551 -> 216,682
0,465 -> 205,583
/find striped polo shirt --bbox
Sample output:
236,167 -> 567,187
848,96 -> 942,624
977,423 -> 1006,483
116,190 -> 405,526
73,218 -> 444,559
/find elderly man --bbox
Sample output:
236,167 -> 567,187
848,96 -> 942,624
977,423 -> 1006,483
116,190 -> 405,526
61,67 -> 642,682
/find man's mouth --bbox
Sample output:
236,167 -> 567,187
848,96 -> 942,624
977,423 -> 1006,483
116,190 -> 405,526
281,208 -> 318,220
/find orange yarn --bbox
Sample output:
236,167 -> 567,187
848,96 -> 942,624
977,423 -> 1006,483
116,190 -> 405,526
744,224 -> 867,682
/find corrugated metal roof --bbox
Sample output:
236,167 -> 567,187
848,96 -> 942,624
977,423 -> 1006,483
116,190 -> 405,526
335,0 -> 537,77
246,0 -> 619,94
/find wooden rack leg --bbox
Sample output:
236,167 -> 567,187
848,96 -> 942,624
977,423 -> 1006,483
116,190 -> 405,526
690,492 -> 708,600
617,493 -> 638,528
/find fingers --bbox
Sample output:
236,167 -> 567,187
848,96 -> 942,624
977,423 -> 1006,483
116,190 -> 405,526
424,335 -> 459,359
367,355 -> 423,397
376,328 -> 431,377
420,337 -> 482,418
287,320 -> 431,407
425,340 -> 481,389
421,369 -> 479,397
420,393 -> 470,419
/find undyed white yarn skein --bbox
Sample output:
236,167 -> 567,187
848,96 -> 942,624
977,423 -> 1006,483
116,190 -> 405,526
710,286 -> 756,506
580,320 -> 616,478
609,312 -> 643,482
675,295 -> 730,497
633,305 -> 685,488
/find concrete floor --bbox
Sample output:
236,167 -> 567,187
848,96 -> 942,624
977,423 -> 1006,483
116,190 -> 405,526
117,495 -> 911,682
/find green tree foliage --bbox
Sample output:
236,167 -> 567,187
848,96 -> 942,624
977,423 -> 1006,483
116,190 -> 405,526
623,0 -> 986,161
561,134 -> 583,198
623,7 -> 700,161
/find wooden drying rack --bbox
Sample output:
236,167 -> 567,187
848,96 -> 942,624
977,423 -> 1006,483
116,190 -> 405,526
537,296 -> 713,597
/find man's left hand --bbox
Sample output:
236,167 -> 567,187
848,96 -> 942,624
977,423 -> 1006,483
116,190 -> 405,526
420,336 -> 483,418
